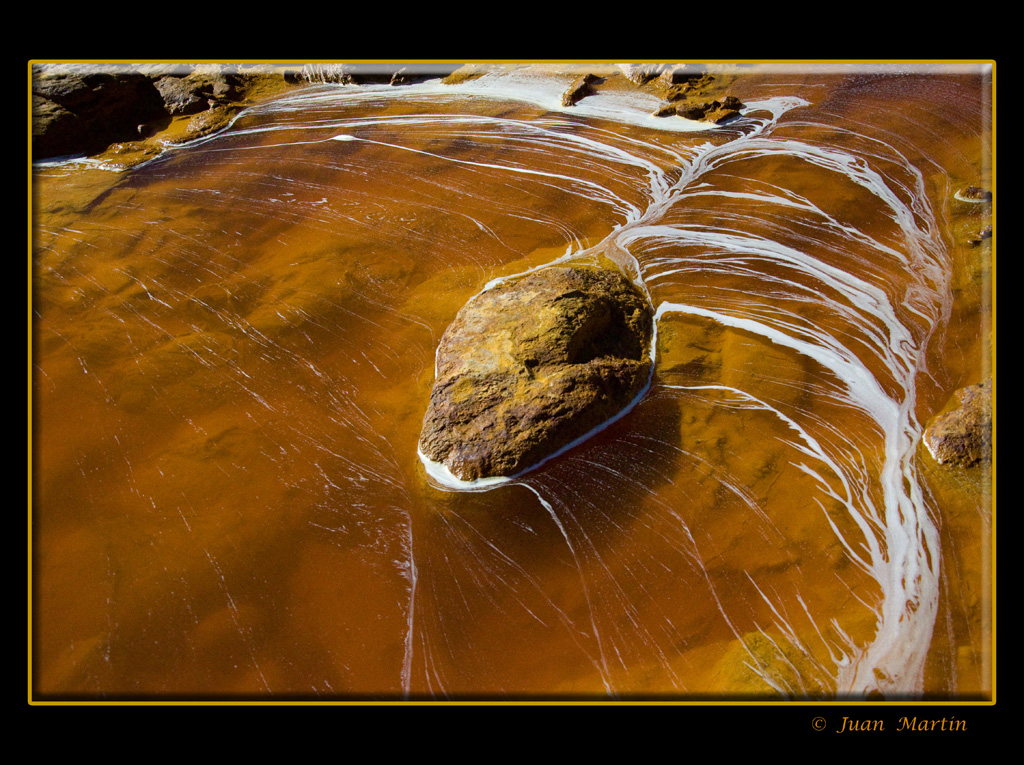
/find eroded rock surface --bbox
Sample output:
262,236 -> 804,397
32,70 -> 170,160
32,64 -> 290,161
924,380 -> 993,467
561,73 -> 598,106
419,265 -> 654,481
659,95 -> 744,123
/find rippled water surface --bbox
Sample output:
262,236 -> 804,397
32,63 -> 993,700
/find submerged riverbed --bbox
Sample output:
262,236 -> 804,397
31,62 -> 993,701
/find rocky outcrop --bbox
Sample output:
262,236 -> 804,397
32,63 -> 471,162
32,70 -> 171,160
561,73 -> 598,106
152,70 -> 249,115
662,70 -> 716,92
31,64 -> 290,161
657,95 -> 744,123
923,380 -> 993,467
645,69 -> 744,123
419,265 -> 654,481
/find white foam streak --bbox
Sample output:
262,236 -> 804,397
223,71 -> 949,697
400,78 -> 945,695
655,291 -> 939,696
517,483 -> 616,696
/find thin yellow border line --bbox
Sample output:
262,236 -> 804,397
27,59 -> 996,709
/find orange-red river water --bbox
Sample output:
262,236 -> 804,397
31,63 -> 993,701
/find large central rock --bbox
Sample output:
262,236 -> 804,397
419,265 -> 654,482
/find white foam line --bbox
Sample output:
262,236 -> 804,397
657,301 -> 893,420
256,71 -> 943,696
257,73 -> 712,134
400,519 -> 417,700
664,382 -> 882,571
329,133 -> 642,221
657,297 -> 940,697
516,482 -> 616,697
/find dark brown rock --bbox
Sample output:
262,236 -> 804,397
923,380 -> 993,467
154,75 -> 211,116
32,71 -> 169,160
672,95 -> 744,124
658,66 -> 707,87
676,102 -> 712,120
703,97 -> 742,123
32,64 -> 302,163
419,265 -> 654,481
166,104 -> 244,144
31,94 -> 77,158
660,72 -> 715,100
561,74 -> 598,107
153,71 -> 249,115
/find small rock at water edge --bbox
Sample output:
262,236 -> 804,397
923,380 -> 993,467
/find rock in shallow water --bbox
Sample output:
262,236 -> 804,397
419,265 -> 654,482
561,73 -> 598,106
923,380 -> 993,467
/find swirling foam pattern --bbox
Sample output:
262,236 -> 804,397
32,64 -> 991,699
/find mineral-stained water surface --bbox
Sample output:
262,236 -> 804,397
32,63 -> 993,700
